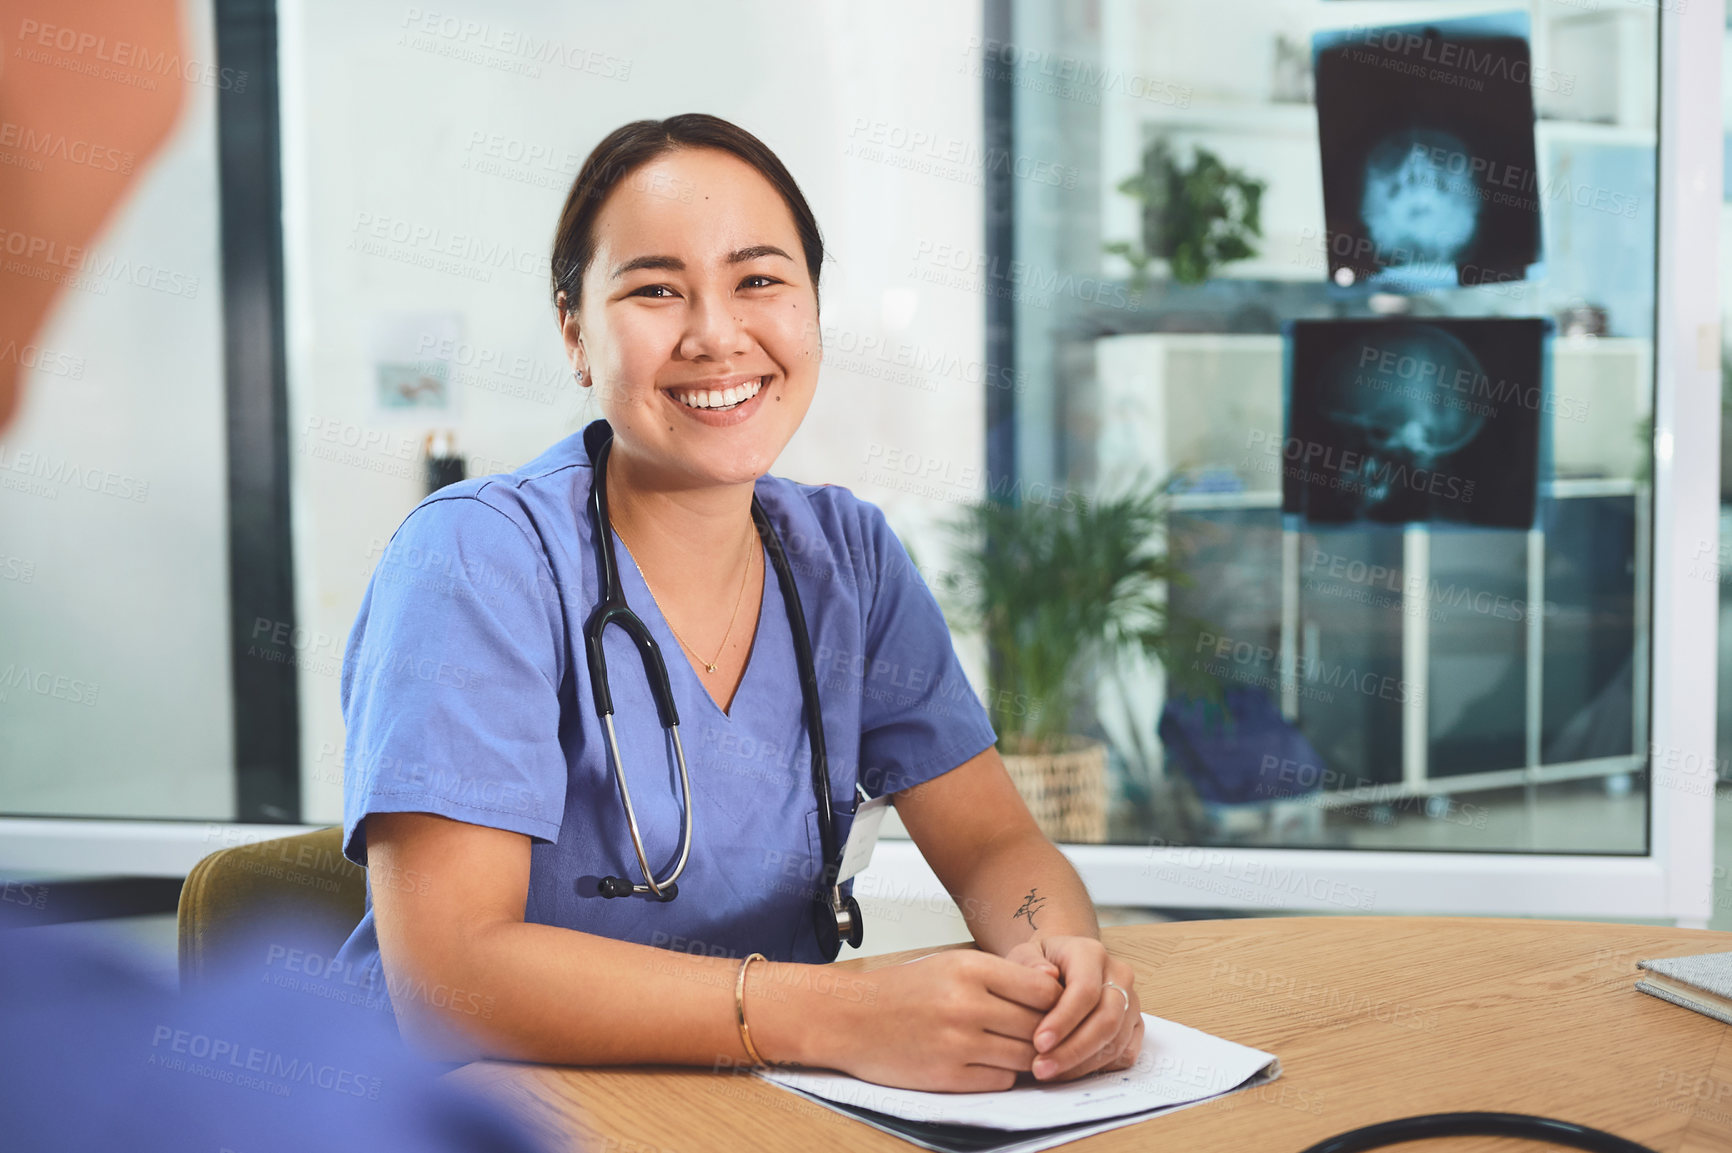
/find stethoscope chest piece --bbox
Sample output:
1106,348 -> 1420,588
814,890 -> 864,959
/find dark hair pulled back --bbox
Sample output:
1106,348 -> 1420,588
549,113 -> 824,321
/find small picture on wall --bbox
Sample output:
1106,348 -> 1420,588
369,311 -> 461,418
1279,317 -> 1547,528
1312,13 -> 1544,291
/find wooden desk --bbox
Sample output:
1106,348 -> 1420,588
450,917 -> 1732,1152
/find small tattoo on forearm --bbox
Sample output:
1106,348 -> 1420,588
1014,887 -> 1048,931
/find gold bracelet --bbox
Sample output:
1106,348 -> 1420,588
735,951 -> 769,1067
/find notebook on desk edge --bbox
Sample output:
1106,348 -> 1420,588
1635,951 -> 1732,1027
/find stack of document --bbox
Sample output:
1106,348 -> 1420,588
755,1013 -> 1281,1153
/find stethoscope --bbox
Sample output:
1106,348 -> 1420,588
579,420 -> 864,961
1299,1112 -> 1658,1152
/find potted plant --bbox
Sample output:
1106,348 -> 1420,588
1105,136 -> 1266,286
933,480 -> 1210,843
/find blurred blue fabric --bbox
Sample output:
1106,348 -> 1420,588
1158,687 -> 1325,805
0,917 -> 555,1153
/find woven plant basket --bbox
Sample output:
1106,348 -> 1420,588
999,735 -> 1109,844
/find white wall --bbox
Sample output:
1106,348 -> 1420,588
279,0 -> 992,821
0,0 -> 233,819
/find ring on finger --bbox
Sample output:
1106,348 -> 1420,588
1102,980 -> 1131,1016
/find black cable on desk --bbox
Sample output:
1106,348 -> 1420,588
1298,1111 -> 1658,1153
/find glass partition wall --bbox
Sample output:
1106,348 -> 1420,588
1,0 -> 1715,924
1003,0 -> 1662,858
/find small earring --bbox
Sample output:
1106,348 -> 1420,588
573,368 -> 585,385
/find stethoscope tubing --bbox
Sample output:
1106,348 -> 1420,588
750,496 -> 838,884
598,711 -> 692,901
1297,1111 -> 1658,1153
585,432 -> 696,901
581,424 -> 854,942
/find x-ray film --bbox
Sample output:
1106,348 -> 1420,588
1313,14 -> 1544,291
1278,318 -> 1547,528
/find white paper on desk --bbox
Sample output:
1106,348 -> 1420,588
756,1012 -> 1278,1131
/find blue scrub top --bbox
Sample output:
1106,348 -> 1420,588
333,419 -> 997,1000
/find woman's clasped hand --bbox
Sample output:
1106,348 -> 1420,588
820,943 -> 1142,1092
1004,934 -> 1144,1083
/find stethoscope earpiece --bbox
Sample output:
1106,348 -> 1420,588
598,875 -> 678,901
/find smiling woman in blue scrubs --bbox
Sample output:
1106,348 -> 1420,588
333,113 -> 1143,1093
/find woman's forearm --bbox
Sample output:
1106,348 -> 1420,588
948,831 -> 1101,957
391,919 -> 870,1071
366,814 -> 872,1072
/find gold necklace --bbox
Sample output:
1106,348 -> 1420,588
619,519 -> 757,675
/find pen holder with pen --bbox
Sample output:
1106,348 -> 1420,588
423,429 -> 465,496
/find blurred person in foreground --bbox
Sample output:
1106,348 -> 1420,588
0,2 -> 548,1147
0,914 -> 550,1153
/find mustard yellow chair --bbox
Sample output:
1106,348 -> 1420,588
177,826 -> 368,991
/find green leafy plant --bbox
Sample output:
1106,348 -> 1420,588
1105,136 -> 1266,286
934,479 -> 1216,756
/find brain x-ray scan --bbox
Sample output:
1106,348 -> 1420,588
1312,14 -> 1543,290
1359,128 -> 1482,270
1280,318 -> 1547,528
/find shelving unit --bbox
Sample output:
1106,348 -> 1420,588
1093,332 -> 1652,807
1096,0 -> 1659,285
